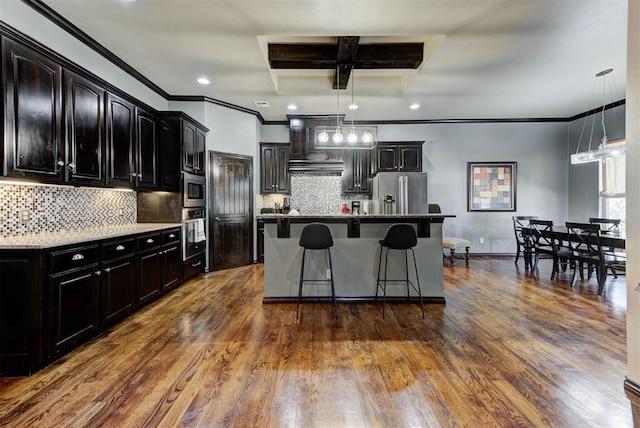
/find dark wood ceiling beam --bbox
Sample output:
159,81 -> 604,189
333,36 -> 359,89
354,43 -> 424,69
268,44 -> 338,68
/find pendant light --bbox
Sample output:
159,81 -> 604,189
347,69 -> 358,144
333,66 -> 343,144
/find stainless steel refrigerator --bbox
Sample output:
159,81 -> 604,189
373,172 -> 428,214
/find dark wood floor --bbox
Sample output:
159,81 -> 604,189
0,257 -> 632,427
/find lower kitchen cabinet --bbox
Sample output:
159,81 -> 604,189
183,252 -> 206,281
101,254 -> 136,328
0,225 -> 196,376
48,264 -> 100,358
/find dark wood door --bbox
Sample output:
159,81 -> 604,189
136,249 -> 161,307
342,150 -> 372,194
376,145 -> 398,172
135,107 -> 158,189
398,144 -> 422,172
195,128 -> 206,175
182,120 -> 197,173
158,116 -> 181,190
209,152 -> 253,270
260,143 -> 290,194
3,38 -> 63,180
106,92 -> 135,187
64,71 -> 104,186
161,244 -> 181,292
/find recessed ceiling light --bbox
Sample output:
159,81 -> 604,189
197,77 -> 210,85
254,101 -> 270,108
287,104 -> 298,110
349,104 -> 359,110
409,103 -> 420,110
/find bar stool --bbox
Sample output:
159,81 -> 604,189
375,223 -> 425,319
297,223 -> 338,320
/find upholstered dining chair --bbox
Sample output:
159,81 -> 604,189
428,204 -> 470,265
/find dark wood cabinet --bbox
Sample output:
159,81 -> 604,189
183,253 -> 206,282
375,141 -> 424,173
260,143 -> 290,194
135,107 -> 158,189
342,150 -> 372,194
2,37 -> 63,181
0,251 -> 43,376
160,228 -> 182,292
106,92 -> 136,187
47,244 -> 101,358
257,219 -> 265,263
182,120 -> 207,175
64,71 -> 105,186
101,250 -> 136,328
158,116 -> 181,191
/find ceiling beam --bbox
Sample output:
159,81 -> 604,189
333,36 -> 359,89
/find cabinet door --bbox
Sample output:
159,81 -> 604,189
398,144 -> 422,172
64,71 -> 104,186
260,144 -> 290,194
135,108 -> 158,189
195,128 -> 206,175
161,244 -> 181,292
49,265 -> 100,357
342,150 -> 372,194
357,150 -> 372,194
0,251 -> 43,375
3,38 -> 63,181
257,219 -> 264,263
158,117 -> 181,190
101,255 -> 136,327
106,93 -> 135,187
182,120 -> 197,173
136,249 -> 161,307
376,145 -> 398,172
274,145 -> 290,193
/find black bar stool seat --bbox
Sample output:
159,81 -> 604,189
297,223 -> 338,319
375,223 -> 425,319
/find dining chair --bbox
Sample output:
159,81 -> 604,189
565,222 -> 609,295
589,217 -> 625,278
512,216 -> 538,268
527,219 -> 561,277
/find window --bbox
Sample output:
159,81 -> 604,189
600,139 -> 626,233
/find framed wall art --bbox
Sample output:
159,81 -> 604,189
467,162 -> 517,212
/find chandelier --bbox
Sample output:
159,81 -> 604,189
571,68 -> 625,164
315,66 -> 377,150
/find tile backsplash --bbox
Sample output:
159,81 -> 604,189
0,184 -> 136,237
258,174 -> 370,215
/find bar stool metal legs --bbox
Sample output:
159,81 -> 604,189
375,224 -> 425,319
296,223 -> 338,320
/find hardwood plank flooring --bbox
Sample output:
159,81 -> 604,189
0,257 -> 632,427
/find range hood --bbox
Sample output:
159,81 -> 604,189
288,159 -> 344,173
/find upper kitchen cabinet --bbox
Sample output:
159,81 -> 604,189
342,149 -> 372,195
106,92 -> 135,187
375,141 -> 424,173
106,93 -> 158,189
158,112 -> 209,179
64,71 -> 105,186
135,107 -> 158,189
260,143 -> 290,194
182,119 -> 206,175
2,37 -> 64,182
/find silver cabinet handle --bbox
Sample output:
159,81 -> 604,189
104,268 -> 111,273
57,160 -> 65,167
138,173 -> 142,180
146,238 -> 155,244
215,217 -> 220,221
116,245 -> 126,251
131,172 -> 139,177
68,163 -> 76,172
95,271 -> 101,276
169,234 -> 175,239
191,261 -> 202,267
71,253 -> 85,261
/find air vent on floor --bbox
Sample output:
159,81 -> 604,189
253,101 -> 270,108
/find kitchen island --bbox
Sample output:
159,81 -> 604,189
258,214 -> 454,304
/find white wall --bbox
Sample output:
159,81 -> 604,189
3,0 -> 168,111
626,0 -> 640,386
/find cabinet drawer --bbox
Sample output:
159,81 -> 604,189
50,245 -> 101,274
162,228 -> 181,245
183,253 -> 205,282
137,232 -> 162,251
103,237 -> 136,259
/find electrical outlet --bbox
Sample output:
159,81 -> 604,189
326,268 -> 331,279
479,237 -> 485,244
19,209 -> 31,224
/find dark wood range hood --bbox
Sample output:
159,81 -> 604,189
288,159 -> 344,173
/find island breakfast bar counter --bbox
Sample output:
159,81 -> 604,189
257,214 -> 454,304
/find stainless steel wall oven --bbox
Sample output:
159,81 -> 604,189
182,207 -> 206,260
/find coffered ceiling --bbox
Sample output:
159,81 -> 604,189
38,0 -> 628,122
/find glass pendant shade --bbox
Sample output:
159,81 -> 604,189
362,130 -> 373,144
318,130 -> 329,143
333,127 -> 343,143
347,128 -> 358,143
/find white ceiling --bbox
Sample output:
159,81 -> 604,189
41,0 -> 628,122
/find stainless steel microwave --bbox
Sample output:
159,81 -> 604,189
182,172 -> 206,207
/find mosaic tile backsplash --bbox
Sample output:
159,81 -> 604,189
0,184 -> 137,237
258,174 -> 370,215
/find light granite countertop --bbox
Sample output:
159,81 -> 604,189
0,223 -> 181,250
